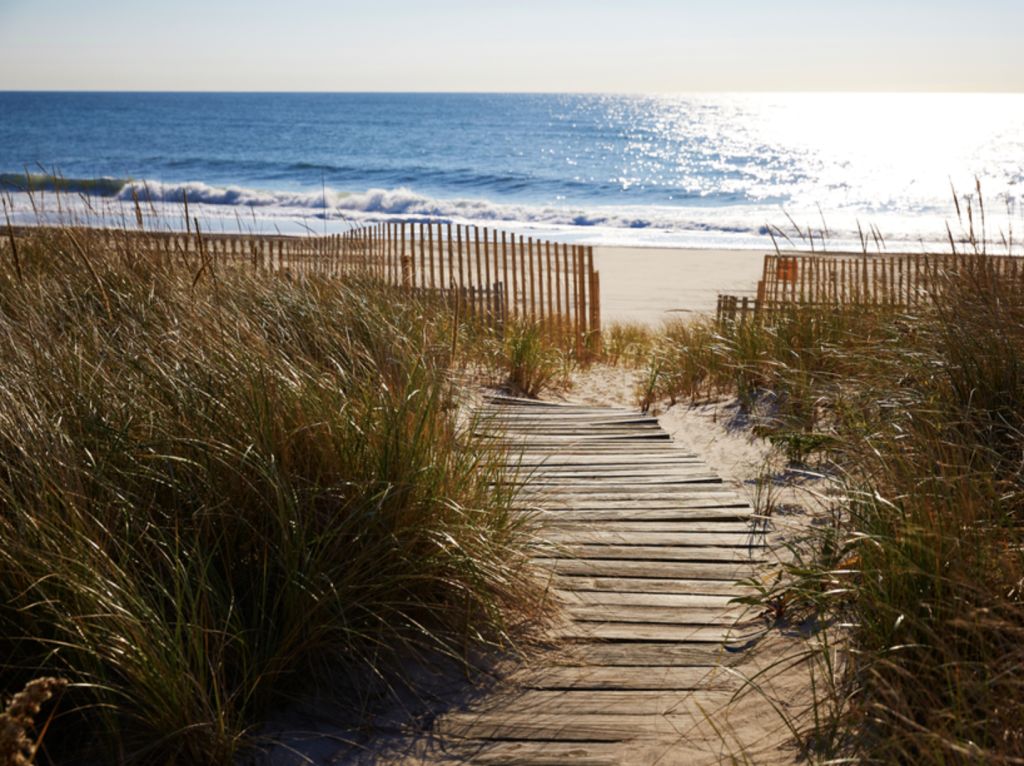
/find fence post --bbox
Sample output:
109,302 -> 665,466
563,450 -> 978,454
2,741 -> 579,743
494,281 -> 505,338
574,245 -> 585,359
501,231 -> 510,318
515,235 -> 526,320
482,228 -> 492,301
446,223 -> 454,291
475,227 -> 484,299
584,247 -> 599,356
456,225 -> 465,291
510,234 -> 519,318
437,222 -> 444,288
528,237 -> 538,324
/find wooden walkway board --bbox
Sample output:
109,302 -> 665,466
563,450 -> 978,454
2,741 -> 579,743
427,395 -> 765,764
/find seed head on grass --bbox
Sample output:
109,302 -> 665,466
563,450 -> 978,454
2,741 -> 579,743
1,677 -> 68,766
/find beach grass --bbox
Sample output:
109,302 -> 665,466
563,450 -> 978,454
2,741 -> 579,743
494,319 -> 567,397
0,223 -> 542,763
601,321 -> 656,368
641,258 -> 1024,762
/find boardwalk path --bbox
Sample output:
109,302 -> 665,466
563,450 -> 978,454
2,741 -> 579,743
423,395 -> 770,765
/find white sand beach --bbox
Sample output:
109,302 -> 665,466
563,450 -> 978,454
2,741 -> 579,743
593,247 -> 767,324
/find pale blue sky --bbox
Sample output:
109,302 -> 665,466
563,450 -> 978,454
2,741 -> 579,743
1,0 -> 1021,92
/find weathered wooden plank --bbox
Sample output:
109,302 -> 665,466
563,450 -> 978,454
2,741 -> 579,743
541,520 -> 758,533
489,419 -> 664,429
443,741 -> 621,765
478,403 -> 626,412
554,623 -> 765,644
467,689 -> 732,715
565,603 -> 754,626
508,461 -> 706,472
532,507 -> 752,523
484,420 -> 657,428
543,545 -> 767,563
495,424 -> 667,435
501,440 -> 679,446
480,408 -> 647,416
492,424 -> 663,434
513,473 -> 723,485
521,510 -> 753,522
556,591 -> 737,608
532,506 -> 749,519
521,465 -> 711,476
509,449 -> 704,456
523,498 -> 745,511
505,444 -> 695,451
499,430 -> 671,438
507,449 -> 699,457
482,396 -> 633,411
528,493 -> 737,505
501,452 -> 700,458
439,713 -> 637,742
519,467 -> 713,476
479,404 -> 645,414
438,712 -> 718,742
544,530 -> 767,547
534,558 -> 751,580
497,430 -> 668,440
552,575 -> 757,596
482,410 -> 650,417
495,434 -> 674,443
521,665 -> 738,691
554,642 -> 744,667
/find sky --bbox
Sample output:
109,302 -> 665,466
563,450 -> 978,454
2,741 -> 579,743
0,0 -> 1021,93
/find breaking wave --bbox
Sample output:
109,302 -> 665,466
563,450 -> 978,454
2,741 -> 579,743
115,180 -> 769,233
1,175 -> 957,250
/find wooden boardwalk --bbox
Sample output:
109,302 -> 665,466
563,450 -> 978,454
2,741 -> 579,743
409,395 -> 769,765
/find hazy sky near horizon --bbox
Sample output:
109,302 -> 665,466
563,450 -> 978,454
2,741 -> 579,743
1,0 -> 1021,93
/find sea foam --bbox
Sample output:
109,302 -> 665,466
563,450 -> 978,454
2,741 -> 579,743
3,177 -> 963,252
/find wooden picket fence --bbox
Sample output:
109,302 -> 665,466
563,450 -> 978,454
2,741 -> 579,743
336,222 -> 602,356
715,294 -> 757,324
717,250 -> 1024,324
78,221 -> 602,356
758,251 -> 1024,309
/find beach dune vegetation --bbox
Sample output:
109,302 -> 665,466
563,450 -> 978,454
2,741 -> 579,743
0,222 -> 539,764
642,236 -> 1024,762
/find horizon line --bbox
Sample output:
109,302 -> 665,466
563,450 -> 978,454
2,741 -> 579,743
2,88 -> 1023,96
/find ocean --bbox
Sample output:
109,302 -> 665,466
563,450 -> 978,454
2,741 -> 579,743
2,91 -> 1023,249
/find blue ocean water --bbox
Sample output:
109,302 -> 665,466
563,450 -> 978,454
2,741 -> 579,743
2,91 -> 1023,248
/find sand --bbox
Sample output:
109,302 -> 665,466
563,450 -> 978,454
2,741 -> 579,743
592,246 -> 767,324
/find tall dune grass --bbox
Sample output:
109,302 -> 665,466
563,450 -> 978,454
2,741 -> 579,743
643,260 -> 1024,761
0,225 -> 539,763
